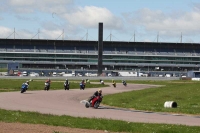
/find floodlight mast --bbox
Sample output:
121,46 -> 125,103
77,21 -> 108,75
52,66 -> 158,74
56,29 -> 65,40
31,29 -> 40,39
157,32 -> 159,43
129,31 -> 136,42
180,32 -> 182,43
6,28 -> 15,39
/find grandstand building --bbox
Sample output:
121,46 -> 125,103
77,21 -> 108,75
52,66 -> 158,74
0,38 -> 200,76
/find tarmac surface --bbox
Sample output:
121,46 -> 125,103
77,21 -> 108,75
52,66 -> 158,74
0,80 -> 199,126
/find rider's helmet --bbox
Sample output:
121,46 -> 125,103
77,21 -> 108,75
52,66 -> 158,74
26,81 -> 29,85
98,89 -> 102,93
112,79 -> 115,83
46,78 -> 50,83
66,79 -> 68,81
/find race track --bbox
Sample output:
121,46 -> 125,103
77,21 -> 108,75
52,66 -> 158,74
0,82 -> 199,126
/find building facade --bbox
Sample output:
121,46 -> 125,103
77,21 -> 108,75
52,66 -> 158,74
0,38 -> 200,76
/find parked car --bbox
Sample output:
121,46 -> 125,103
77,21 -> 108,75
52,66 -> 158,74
52,72 -> 57,77
29,72 -> 39,77
22,71 -> 28,76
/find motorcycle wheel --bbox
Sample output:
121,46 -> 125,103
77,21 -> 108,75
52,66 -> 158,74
47,86 -> 49,91
21,89 -> 25,93
85,102 -> 90,108
94,101 -> 100,109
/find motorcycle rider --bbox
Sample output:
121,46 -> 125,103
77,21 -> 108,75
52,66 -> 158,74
100,79 -> 104,85
44,78 -> 51,90
24,81 -> 29,90
86,79 -> 90,84
81,79 -> 85,84
64,79 -> 69,85
45,78 -> 51,83
80,79 -> 85,90
64,79 -> 70,90
88,89 -> 102,103
25,80 -> 29,85
122,80 -> 127,86
21,81 -> 29,92
112,79 -> 116,87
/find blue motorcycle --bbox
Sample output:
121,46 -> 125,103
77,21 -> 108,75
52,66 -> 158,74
21,83 -> 28,93
80,83 -> 85,90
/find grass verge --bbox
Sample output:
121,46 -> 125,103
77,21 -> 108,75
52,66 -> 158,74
0,79 -> 108,92
102,80 -> 200,115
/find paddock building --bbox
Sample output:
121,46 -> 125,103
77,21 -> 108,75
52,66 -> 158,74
0,38 -> 200,76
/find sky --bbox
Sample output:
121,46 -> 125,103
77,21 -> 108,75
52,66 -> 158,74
0,0 -> 200,43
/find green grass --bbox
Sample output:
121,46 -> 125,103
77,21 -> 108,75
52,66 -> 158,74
0,108 -> 199,133
102,80 -> 200,115
0,68 -> 7,72
0,79 -> 108,92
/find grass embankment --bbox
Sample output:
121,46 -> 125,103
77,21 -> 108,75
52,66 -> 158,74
0,79 -> 108,92
0,79 -> 200,132
103,80 -> 200,115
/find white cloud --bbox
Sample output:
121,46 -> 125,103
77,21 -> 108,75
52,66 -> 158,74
0,26 -> 14,38
63,6 -> 124,30
9,0 -> 35,6
0,26 -> 37,39
1,0 -> 200,42
193,3 -> 200,11
1,1 -> 124,39
6,0 -> 73,13
124,8 -> 200,37
39,29 -> 65,40
0,25 -> 75,40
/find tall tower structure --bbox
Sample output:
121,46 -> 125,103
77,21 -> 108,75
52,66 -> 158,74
98,23 -> 103,76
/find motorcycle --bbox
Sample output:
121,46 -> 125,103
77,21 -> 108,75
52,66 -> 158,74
112,82 -> 116,88
85,95 -> 103,109
100,80 -> 104,85
21,83 -> 28,93
122,81 -> 127,87
44,82 -> 50,91
80,83 -> 85,90
64,83 -> 69,90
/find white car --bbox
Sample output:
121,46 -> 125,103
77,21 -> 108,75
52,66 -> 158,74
29,72 -> 39,77
77,73 -> 83,76
22,71 -> 28,76
52,72 -> 57,77
108,73 -> 112,76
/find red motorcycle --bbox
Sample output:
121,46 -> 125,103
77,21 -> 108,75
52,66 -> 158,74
85,95 -> 103,109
